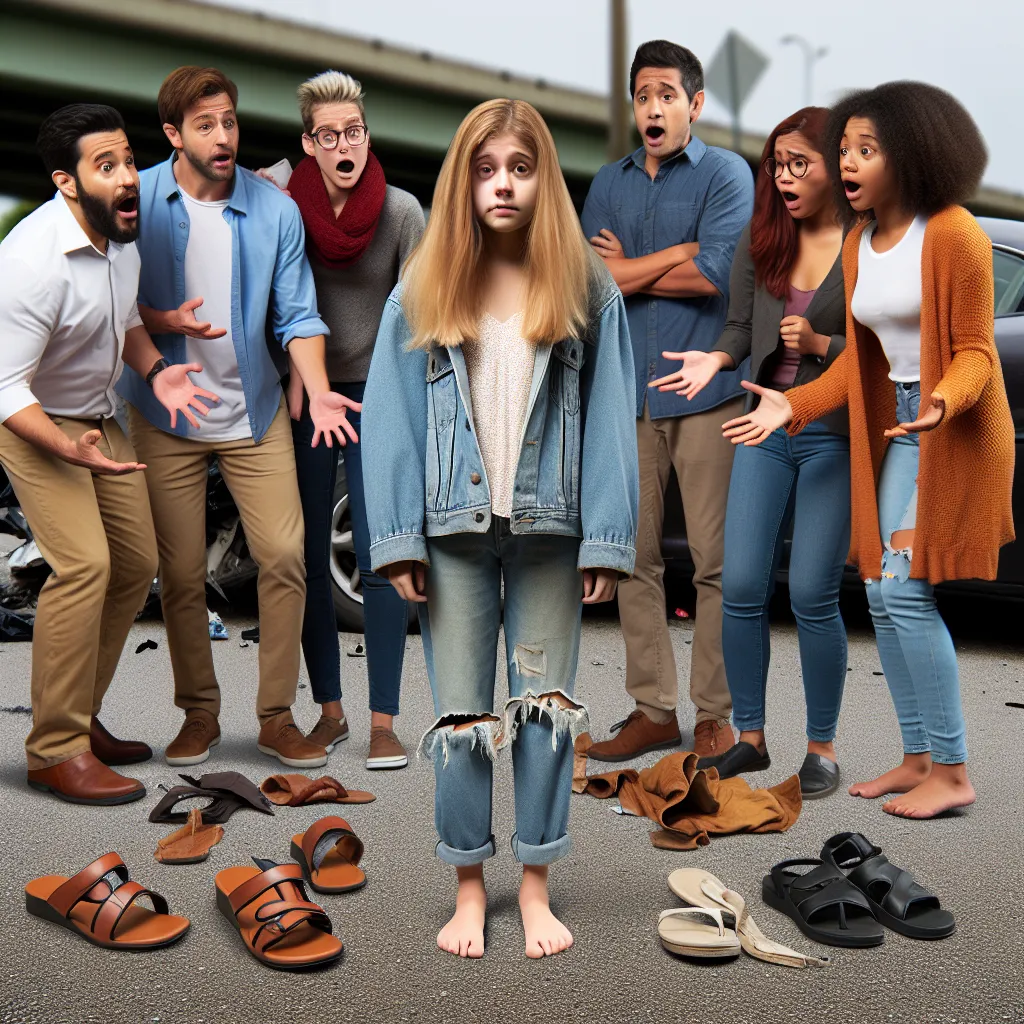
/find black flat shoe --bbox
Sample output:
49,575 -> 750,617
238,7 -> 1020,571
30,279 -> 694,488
799,753 -> 840,799
696,740 -> 770,778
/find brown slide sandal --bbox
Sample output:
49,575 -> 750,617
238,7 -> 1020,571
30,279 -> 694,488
25,853 -> 190,950
154,808 -> 224,865
290,815 -> 366,894
215,858 -> 343,970
261,774 -> 375,806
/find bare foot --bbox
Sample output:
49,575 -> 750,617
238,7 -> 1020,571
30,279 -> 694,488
848,753 -> 931,798
437,866 -> 486,959
883,764 -> 976,819
519,865 -> 573,959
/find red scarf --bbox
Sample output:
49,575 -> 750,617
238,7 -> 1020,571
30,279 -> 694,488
288,151 -> 387,268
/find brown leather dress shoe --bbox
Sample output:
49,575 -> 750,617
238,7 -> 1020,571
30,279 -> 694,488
27,751 -> 146,805
693,719 -> 736,759
257,711 -> 328,769
587,709 -> 682,763
90,717 -> 153,766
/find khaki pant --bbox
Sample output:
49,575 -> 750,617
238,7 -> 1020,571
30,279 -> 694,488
618,398 -> 744,727
128,401 -> 305,724
0,417 -> 158,769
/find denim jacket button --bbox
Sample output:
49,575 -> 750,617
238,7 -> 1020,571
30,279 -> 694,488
470,472 -> 481,485
474,512 -> 485,523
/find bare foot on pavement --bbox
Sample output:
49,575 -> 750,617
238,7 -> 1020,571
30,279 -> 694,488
849,753 -> 931,799
437,867 -> 486,959
883,765 -> 976,819
520,865 -> 573,959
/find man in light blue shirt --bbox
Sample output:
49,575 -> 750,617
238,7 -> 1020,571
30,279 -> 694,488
121,66 -> 359,771
582,40 -> 754,764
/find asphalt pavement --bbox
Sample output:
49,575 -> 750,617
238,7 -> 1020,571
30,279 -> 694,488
0,591 -> 1022,1024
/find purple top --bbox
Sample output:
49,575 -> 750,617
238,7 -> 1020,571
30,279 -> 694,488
771,285 -> 816,389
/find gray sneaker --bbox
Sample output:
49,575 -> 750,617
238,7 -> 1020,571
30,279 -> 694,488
366,726 -> 408,770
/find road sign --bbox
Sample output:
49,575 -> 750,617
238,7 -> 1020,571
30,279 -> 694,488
705,29 -> 769,150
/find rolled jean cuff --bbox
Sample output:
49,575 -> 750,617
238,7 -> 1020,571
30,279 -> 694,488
435,835 -> 496,867
510,831 -> 571,866
930,750 -> 967,766
731,714 -> 765,733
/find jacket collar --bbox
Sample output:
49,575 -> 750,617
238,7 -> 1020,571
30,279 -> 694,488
621,133 -> 708,173
53,192 -> 126,260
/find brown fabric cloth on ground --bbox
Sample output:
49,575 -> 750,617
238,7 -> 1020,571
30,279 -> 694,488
578,749 -> 802,850
260,774 -> 375,806
154,808 -> 224,864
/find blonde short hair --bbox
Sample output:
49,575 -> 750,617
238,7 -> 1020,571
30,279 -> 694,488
297,70 -> 365,132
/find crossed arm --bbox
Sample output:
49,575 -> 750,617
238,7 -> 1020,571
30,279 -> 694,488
588,229 -> 713,298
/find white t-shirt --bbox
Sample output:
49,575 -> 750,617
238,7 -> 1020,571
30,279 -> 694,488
179,188 -> 251,440
851,215 -> 927,383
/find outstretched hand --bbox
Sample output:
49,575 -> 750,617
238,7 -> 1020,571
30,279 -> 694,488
74,430 -> 146,475
169,298 -> 227,340
152,362 -> 219,430
309,391 -> 362,447
650,350 -> 731,400
721,381 -> 793,447
884,393 -> 945,437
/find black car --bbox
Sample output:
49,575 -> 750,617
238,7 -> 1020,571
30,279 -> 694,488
659,216 -> 1024,598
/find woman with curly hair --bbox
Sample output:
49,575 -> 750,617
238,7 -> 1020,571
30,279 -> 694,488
721,81 -> 1014,819
651,107 -> 850,798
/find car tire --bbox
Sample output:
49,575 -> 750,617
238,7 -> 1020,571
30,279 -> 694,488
329,464 -> 418,634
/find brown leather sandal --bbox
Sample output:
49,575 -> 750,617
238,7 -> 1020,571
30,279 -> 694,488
25,853 -> 190,950
215,858 -> 343,969
260,774 -> 375,806
290,815 -> 366,894
154,808 -> 224,865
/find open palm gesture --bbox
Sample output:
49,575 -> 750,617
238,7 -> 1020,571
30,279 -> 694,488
721,382 -> 793,446
650,350 -> 729,400
309,391 -> 362,448
152,362 -> 219,430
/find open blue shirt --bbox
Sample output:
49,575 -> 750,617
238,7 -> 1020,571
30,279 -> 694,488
581,137 -> 754,419
118,154 -> 329,442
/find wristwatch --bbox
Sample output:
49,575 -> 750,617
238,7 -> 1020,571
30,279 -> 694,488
145,357 -> 171,388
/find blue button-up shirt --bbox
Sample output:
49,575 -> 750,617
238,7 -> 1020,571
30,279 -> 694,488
118,154 -> 329,442
581,137 -> 754,419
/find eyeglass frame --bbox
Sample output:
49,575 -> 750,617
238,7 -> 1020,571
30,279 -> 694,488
762,156 -> 812,179
306,124 -> 369,150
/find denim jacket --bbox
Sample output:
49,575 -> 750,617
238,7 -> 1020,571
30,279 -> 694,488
363,270 -> 639,576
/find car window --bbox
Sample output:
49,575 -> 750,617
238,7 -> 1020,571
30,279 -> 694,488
993,248 -> 1024,316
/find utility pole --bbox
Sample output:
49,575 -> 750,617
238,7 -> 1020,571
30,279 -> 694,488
780,34 -> 828,106
608,0 -> 629,161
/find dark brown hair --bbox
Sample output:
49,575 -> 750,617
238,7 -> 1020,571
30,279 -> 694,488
158,66 -> 238,130
629,40 -> 703,102
749,107 -> 833,300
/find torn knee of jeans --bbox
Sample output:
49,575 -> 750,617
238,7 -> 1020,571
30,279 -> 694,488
504,690 -> 590,751
418,713 -> 504,765
510,642 -> 548,679
881,529 -> 915,583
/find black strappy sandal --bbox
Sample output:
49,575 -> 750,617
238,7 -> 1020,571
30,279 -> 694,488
762,858 -> 885,948
149,771 -> 274,825
821,833 -> 955,940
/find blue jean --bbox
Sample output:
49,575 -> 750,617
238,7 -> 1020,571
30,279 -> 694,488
418,520 -> 589,867
722,422 -> 851,741
864,382 -> 966,764
291,380 -> 408,714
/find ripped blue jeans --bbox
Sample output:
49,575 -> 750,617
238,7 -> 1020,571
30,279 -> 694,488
864,382 -> 966,765
418,519 -> 589,867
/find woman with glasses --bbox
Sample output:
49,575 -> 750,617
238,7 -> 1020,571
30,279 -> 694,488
262,70 -> 425,770
650,108 -> 850,796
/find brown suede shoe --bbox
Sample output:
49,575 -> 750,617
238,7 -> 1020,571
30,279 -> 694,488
90,717 -> 153,766
27,751 -> 145,805
165,709 -> 221,767
693,719 -> 736,759
307,714 -> 350,753
587,709 -> 682,763
366,726 -> 408,770
258,712 -> 328,768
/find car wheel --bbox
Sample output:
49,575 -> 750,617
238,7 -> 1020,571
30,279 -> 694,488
329,466 -> 418,633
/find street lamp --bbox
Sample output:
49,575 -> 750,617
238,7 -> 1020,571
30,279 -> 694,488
780,34 -> 828,106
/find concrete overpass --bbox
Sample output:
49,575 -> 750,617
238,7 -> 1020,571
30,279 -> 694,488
2,0 -> 1023,219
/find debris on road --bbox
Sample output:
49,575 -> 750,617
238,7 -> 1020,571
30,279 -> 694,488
135,639 -> 158,654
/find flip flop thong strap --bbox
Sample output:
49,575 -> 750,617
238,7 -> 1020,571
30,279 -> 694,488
48,853 -> 127,918
659,906 -> 729,937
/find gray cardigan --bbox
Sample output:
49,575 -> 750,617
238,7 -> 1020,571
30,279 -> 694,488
714,222 -> 848,434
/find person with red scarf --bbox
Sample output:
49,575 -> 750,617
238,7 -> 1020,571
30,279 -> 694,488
263,71 -> 425,770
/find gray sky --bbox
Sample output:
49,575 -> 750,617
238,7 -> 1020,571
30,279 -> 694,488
203,0 -> 1023,194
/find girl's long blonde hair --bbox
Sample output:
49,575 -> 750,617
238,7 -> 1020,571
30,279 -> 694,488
402,98 -> 602,349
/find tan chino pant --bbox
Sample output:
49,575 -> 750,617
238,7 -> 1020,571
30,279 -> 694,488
0,417 -> 158,769
128,400 -> 305,724
617,398 -> 744,727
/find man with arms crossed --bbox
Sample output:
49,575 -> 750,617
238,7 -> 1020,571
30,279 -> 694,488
120,67 -> 356,769
583,40 -> 754,762
0,104 -> 217,804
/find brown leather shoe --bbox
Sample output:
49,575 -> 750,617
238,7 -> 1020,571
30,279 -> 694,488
258,711 -> 328,768
587,709 -> 681,763
693,719 -> 736,759
165,709 -> 220,767
90,717 -> 153,766
366,726 -> 408,770
27,751 -> 145,805
307,714 -> 350,753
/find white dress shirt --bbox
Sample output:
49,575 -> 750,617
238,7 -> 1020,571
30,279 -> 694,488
0,193 -> 143,423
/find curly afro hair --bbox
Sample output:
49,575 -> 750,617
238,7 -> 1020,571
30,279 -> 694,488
825,81 -> 987,224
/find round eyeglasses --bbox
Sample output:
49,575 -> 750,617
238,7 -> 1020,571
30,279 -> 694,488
763,156 -> 810,179
308,124 -> 368,150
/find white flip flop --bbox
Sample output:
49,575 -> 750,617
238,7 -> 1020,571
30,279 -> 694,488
657,906 -> 742,959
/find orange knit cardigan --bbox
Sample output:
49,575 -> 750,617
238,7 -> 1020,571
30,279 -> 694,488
786,205 -> 1015,584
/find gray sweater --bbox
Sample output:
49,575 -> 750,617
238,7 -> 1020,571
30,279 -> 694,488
312,185 -> 425,383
